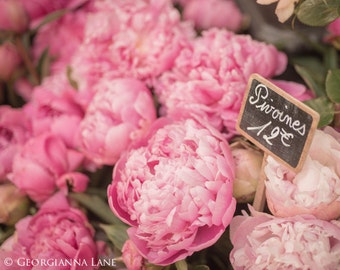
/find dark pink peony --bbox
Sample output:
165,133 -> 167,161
9,133 -> 88,203
0,192 -> 99,270
108,118 -> 236,265
0,106 -> 31,181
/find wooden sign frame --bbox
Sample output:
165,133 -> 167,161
236,73 -> 319,172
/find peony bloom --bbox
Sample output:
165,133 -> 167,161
0,182 -> 30,226
9,133 -> 88,203
0,0 -> 29,32
0,106 -> 31,181
229,206 -> 340,270
70,0 -> 195,92
23,78 -> 85,149
264,126 -> 340,220
231,141 -> 263,203
32,7 -> 89,74
325,18 -> 340,49
108,118 -> 236,265
79,78 -> 156,166
182,0 -> 243,32
256,0 -> 299,23
122,240 -> 146,270
0,42 -> 22,81
153,28 -> 287,138
0,192 -> 99,270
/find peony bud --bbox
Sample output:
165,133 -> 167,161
0,42 -> 22,81
0,0 -> 29,32
0,182 -> 30,226
231,140 -> 263,203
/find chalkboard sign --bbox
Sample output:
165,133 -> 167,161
236,74 -> 319,171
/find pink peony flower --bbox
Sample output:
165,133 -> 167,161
0,42 -> 22,81
70,0 -> 195,92
256,0 -> 299,23
264,126 -> 340,220
122,240 -> 146,270
32,8 -> 89,74
108,117 -> 236,265
271,79 -> 314,101
229,206 -> 340,270
0,0 -> 29,32
0,192 -> 99,270
0,106 -> 31,181
19,0 -> 90,25
153,28 -> 287,138
79,78 -> 156,166
9,133 -> 88,203
182,0 -> 243,32
325,18 -> 340,49
23,78 -> 85,149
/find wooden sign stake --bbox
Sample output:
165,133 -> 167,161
252,153 -> 267,212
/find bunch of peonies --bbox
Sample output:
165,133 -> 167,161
264,126 -> 340,220
229,207 -> 340,270
108,117 -> 236,265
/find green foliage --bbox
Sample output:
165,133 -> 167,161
296,0 -> 340,26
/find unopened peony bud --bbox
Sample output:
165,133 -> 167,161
0,182 -> 30,226
231,141 -> 263,203
0,42 -> 22,81
0,0 -> 29,32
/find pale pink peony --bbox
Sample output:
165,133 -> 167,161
70,0 -> 195,92
79,78 -> 156,166
231,141 -> 263,203
108,117 -> 236,265
0,42 -> 22,81
0,106 -> 31,181
264,127 -> 340,220
256,0 -> 299,23
182,0 -> 243,32
229,206 -> 340,270
0,0 -> 29,32
122,240 -> 146,270
9,133 -> 88,203
0,192 -> 99,270
152,28 -> 287,138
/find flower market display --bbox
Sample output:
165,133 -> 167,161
0,0 -> 340,269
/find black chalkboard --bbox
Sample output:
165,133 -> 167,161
237,74 -> 319,171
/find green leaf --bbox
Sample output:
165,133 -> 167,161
36,48 -> 51,82
304,96 -> 334,127
296,0 -> 340,26
100,224 -> 129,251
175,260 -> 188,270
31,9 -> 69,34
67,65 -> 78,90
192,266 -> 210,270
294,63 -> 326,97
326,69 -> 340,103
69,193 -> 125,225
